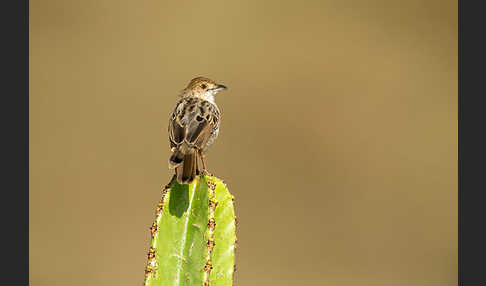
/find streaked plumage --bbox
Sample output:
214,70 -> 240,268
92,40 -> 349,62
168,77 -> 226,184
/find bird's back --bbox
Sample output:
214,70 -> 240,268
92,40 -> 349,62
169,97 -> 220,154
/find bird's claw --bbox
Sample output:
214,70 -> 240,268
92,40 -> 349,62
200,169 -> 213,177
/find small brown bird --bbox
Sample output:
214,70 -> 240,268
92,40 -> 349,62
168,77 -> 227,184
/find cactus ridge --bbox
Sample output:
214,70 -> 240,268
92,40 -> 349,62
202,179 -> 216,284
144,175 -> 236,286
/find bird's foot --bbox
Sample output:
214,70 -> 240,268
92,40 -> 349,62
200,169 -> 213,177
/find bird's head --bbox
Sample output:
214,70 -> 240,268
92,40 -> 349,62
181,76 -> 227,102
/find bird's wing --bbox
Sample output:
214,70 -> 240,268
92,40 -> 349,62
169,98 -> 219,151
168,99 -> 185,149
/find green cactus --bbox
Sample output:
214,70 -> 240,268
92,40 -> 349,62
144,175 -> 237,286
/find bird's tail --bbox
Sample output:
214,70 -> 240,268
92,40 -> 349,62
177,152 -> 197,184
169,147 -> 197,184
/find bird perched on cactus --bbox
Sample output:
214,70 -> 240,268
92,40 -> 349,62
168,77 -> 227,184
143,77 -> 236,286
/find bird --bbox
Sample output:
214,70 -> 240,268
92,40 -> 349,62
168,76 -> 227,184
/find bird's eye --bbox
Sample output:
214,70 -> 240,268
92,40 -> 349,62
201,84 -> 207,89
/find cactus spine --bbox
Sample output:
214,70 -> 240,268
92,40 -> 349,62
144,175 -> 237,286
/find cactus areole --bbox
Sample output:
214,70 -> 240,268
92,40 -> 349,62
144,175 -> 237,286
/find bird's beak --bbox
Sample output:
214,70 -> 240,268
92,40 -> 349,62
216,84 -> 227,91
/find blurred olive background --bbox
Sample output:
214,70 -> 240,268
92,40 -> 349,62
30,0 -> 457,285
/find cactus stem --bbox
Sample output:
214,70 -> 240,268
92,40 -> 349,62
144,175 -> 236,286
